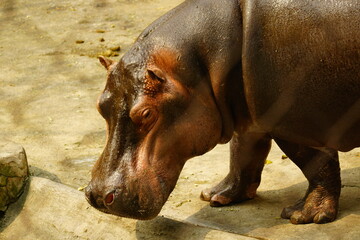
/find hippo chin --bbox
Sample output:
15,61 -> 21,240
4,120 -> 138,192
86,0 -> 360,223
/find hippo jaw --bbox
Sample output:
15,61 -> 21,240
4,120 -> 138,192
85,107 -> 196,220
85,114 -> 214,220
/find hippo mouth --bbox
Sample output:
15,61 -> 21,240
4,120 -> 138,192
85,169 -> 171,220
103,185 -> 166,219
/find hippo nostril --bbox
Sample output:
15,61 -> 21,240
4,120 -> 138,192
104,191 -> 115,206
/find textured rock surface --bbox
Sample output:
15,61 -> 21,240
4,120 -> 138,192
0,141 -> 29,212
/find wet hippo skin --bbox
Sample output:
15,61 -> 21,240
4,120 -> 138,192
85,0 -> 360,224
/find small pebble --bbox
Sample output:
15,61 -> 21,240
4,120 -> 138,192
265,159 -> 273,164
110,46 -> 121,52
96,29 -> 105,33
99,38 -> 105,42
75,40 -> 84,44
102,50 -> 113,57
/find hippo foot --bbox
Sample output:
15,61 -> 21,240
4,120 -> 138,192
281,186 -> 339,224
200,175 -> 258,207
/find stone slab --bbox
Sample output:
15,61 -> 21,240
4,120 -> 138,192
0,177 -> 255,240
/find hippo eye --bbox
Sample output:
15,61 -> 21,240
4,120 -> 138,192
131,108 -> 158,133
130,104 -> 158,133
142,109 -> 151,119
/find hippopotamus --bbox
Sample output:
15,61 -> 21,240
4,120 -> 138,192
85,0 -> 360,224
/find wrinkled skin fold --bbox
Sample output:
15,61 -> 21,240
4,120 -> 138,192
85,0 -> 360,223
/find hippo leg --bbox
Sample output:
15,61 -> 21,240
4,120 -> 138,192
201,132 -> 271,206
275,139 -> 341,224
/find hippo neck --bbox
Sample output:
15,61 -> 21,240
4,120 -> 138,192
183,0 -> 246,143
190,0 -> 246,143
209,60 -> 249,143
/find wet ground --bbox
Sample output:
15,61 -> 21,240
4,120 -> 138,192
1,0 -> 359,239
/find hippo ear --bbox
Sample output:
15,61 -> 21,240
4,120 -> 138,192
98,56 -> 114,70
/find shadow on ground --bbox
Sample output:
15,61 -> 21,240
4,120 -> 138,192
0,181 -> 29,230
136,167 -> 360,239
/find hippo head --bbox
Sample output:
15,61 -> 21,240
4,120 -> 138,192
85,45 -> 225,219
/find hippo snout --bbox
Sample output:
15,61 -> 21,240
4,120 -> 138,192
85,180 -> 165,220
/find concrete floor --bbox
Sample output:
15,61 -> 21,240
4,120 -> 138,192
1,0 -> 359,239
1,146 -> 359,240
